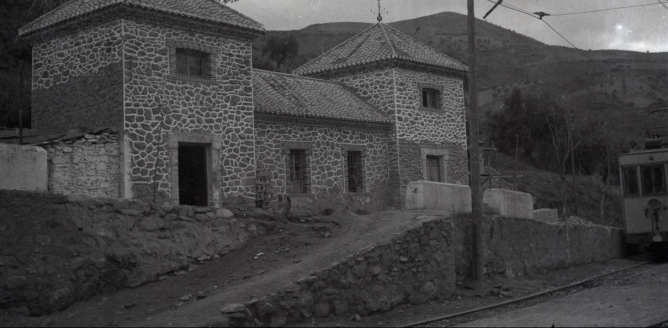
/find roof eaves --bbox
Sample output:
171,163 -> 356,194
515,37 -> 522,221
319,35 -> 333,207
19,0 -> 265,37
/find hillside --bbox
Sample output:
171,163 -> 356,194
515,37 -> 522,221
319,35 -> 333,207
257,11 -> 668,142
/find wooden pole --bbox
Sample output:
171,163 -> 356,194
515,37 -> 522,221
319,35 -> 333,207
19,60 -> 24,145
514,134 -> 518,191
467,0 -> 484,282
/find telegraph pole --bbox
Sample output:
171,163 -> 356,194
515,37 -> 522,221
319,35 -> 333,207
467,0 -> 484,282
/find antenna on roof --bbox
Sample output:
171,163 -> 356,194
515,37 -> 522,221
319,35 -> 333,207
373,0 -> 388,22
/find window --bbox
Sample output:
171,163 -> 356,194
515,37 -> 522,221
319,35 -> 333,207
176,48 -> 206,77
426,155 -> 441,182
288,149 -> 308,193
622,166 -> 639,197
641,165 -> 666,195
422,88 -> 441,109
346,151 -> 364,192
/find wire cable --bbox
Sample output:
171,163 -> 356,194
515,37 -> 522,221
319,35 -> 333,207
485,0 -> 537,18
549,1 -> 668,17
482,0 -> 648,96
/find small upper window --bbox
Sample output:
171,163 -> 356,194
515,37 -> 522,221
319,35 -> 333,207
641,165 -> 666,196
622,166 -> 639,197
422,88 -> 441,110
176,48 -> 206,77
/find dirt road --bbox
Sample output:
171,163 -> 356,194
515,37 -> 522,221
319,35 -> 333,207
455,263 -> 668,327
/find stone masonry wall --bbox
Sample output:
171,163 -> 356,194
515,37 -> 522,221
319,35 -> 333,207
31,20 -> 124,132
0,190 -> 264,316
394,69 -> 468,207
220,216 -> 455,327
254,120 -> 392,214
122,20 -> 256,203
43,133 -> 121,198
336,69 -> 401,206
338,68 -> 469,209
452,215 -> 624,278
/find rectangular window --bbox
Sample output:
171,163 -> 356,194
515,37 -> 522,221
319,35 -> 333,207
288,149 -> 307,193
426,155 -> 441,182
422,88 -> 441,109
176,48 -> 205,77
622,166 -> 639,197
347,151 -> 364,192
641,165 -> 666,196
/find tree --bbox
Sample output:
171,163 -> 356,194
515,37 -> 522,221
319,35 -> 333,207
545,92 -> 607,216
485,87 -> 553,167
262,35 -> 299,72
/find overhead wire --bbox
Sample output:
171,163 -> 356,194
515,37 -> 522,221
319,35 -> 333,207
482,0 -> 649,95
549,1 -> 668,17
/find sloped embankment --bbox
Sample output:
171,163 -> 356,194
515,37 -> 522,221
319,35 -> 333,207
0,190 -> 264,315
138,213 -> 457,327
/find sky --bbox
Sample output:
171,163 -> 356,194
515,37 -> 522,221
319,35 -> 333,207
228,0 -> 668,53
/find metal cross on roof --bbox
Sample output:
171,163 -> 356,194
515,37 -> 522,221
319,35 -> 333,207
377,0 -> 383,22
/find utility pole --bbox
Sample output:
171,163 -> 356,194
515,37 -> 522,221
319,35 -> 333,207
467,0 -> 484,282
19,60 -> 24,145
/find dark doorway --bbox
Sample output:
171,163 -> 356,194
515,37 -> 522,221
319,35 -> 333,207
178,143 -> 208,206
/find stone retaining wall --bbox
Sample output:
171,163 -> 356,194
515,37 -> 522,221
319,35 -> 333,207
452,215 -> 624,278
0,190 -> 264,315
219,217 -> 456,327
43,133 -> 121,198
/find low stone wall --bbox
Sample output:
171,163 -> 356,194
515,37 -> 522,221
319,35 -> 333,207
452,215 -> 624,278
219,217 -> 455,327
42,133 -> 121,198
0,143 -> 47,192
405,181 -> 471,214
0,190 -> 265,315
483,189 -> 533,219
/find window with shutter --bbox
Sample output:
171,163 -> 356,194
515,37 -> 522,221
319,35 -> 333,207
426,155 -> 441,182
176,48 -> 206,77
422,88 -> 442,110
346,151 -> 364,192
288,149 -> 308,193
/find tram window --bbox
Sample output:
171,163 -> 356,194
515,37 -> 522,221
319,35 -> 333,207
641,165 -> 666,195
622,167 -> 639,197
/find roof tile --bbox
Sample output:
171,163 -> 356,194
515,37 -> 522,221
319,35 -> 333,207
294,23 -> 467,76
253,70 -> 391,125
19,0 -> 264,37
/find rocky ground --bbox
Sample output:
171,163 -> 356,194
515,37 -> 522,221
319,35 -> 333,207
0,209 -> 639,327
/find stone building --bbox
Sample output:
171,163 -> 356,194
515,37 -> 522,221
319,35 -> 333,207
18,0 -> 469,212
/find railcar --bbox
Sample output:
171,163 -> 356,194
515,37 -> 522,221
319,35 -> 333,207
619,109 -> 668,256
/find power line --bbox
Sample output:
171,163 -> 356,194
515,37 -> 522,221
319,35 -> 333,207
549,1 -> 668,17
484,0 -> 537,18
659,0 -> 668,11
483,0 -> 646,96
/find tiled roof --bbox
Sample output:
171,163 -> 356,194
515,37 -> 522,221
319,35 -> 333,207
253,70 -> 391,125
294,23 -> 467,76
19,0 -> 264,37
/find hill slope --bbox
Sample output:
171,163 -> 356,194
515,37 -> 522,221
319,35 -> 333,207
257,11 -> 668,141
